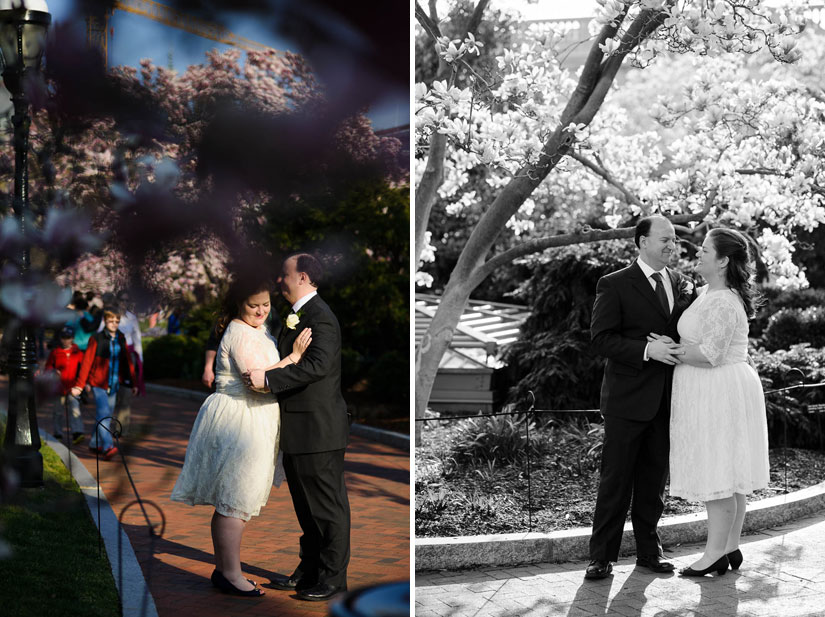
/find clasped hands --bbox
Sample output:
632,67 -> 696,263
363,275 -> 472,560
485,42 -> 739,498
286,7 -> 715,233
242,369 -> 266,390
647,333 -> 684,365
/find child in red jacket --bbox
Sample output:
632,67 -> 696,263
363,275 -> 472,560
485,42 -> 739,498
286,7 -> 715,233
45,326 -> 85,443
72,309 -> 137,460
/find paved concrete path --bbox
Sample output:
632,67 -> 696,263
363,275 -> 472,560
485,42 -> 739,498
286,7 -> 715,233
28,383 -> 409,617
416,512 -> 825,617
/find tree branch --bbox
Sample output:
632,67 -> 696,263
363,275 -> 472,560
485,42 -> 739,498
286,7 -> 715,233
468,188 -> 717,289
466,0 -> 490,35
569,151 -> 647,210
428,0 -> 438,22
414,1 -> 490,268
572,7 -> 670,126
735,167 -> 786,176
415,133 -> 447,265
561,7 -> 629,127
415,1 -> 441,39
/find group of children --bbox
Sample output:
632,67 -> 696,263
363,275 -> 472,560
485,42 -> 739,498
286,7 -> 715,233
44,291 -> 144,461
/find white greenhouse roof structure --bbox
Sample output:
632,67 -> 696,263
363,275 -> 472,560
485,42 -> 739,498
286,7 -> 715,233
414,294 -> 530,370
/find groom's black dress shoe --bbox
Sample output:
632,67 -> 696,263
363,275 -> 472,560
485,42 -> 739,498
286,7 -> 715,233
635,555 -> 676,573
266,572 -> 315,591
584,560 -> 613,580
296,582 -> 347,601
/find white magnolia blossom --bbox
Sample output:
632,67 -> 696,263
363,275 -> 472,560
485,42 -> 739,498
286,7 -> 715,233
758,227 -> 807,289
506,198 -> 537,236
416,1 -> 820,288
416,231 -> 436,288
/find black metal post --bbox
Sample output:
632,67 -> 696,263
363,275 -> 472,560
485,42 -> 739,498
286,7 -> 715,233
1,11 -> 50,488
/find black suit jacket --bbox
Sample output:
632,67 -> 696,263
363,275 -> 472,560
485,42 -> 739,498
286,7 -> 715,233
266,295 -> 349,454
591,261 -> 696,421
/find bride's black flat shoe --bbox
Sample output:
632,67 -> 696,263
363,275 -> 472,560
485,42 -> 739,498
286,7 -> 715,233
211,569 -> 265,596
679,555 -> 729,577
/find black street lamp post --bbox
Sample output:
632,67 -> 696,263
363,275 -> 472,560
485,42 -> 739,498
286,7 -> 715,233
0,1 -> 51,488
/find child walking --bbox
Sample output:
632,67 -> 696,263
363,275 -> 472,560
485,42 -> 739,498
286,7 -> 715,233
45,326 -> 85,443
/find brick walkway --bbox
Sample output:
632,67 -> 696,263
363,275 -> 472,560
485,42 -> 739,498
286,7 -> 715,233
416,512 -> 825,616
24,382 -> 409,617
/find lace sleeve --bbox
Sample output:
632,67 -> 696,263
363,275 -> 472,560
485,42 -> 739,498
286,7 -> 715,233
225,323 -> 274,375
698,295 -> 740,367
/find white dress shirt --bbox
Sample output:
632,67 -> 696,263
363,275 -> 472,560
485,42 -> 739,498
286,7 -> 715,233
292,290 -> 318,313
637,258 -> 674,311
637,258 -> 673,362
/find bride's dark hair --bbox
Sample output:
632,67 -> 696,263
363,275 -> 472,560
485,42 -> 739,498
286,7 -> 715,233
215,273 -> 273,338
708,227 -> 763,319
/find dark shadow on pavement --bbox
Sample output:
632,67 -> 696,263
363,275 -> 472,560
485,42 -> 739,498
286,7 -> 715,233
567,571 -> 617,616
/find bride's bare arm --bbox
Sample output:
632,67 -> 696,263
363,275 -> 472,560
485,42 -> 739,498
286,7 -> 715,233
244,329 -> 312,390
265,328 -> 312,370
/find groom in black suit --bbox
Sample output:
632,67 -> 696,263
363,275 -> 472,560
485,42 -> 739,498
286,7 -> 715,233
246,253 -> 350,601
585,215 -> 696,580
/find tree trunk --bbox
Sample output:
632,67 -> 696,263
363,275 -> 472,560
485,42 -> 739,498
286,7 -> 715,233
414,133 -> 446,267
414,278 -> 471,439
414,5 -> 673,430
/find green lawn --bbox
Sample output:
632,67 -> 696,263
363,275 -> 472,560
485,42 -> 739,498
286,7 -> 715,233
0,425 -> 121,617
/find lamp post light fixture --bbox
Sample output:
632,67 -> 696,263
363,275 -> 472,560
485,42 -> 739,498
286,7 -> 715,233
0,0 -> 51,488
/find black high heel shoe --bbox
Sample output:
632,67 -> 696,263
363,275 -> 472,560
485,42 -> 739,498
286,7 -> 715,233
679,555 -> 729,577
211,570 -> 265,596
727,549 -> 743,570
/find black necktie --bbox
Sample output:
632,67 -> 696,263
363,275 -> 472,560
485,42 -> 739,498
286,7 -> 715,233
651,272 -> 670,314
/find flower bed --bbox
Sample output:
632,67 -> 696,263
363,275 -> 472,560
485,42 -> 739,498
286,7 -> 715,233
416,417 -> 825,538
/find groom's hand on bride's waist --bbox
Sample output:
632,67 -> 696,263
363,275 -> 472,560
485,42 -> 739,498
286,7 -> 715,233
242,369 -> 266,390
646,336 -> 684,365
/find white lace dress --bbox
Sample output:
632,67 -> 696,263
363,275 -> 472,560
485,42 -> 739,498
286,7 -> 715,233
669,287 -> 769,502
171,320 -> 284,520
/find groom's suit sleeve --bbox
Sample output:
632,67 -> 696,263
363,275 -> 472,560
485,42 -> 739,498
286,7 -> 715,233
591,274 -> 646,371
265,311 -> 338,394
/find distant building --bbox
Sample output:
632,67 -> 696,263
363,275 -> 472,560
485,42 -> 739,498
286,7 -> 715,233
415,294 -> 529,413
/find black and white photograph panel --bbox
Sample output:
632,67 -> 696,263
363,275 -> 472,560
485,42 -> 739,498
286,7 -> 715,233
414,0 -> 825,615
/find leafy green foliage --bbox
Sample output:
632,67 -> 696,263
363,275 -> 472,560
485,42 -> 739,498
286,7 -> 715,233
751,286 -> 825,337
366,350 -> 409,410
142,334 -> 205,380
181,298 -> 222,345
448,413 -> 551,467
263,179 -> 409,413
545,417 -> 605,477
501,240 -> 639,409
752,344 -> 825,448
761,307 -> 825,352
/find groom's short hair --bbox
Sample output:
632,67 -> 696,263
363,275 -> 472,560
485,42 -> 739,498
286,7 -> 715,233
289,252 -> 323,287
634,215 -> 668,248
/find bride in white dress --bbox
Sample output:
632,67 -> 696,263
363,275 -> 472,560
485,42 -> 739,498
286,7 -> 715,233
171,277 -> 312,596
655,228 -> 769,577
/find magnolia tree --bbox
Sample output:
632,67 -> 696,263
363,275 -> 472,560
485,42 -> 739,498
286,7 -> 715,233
414,0 -> 825,423
0,34 -> 401,322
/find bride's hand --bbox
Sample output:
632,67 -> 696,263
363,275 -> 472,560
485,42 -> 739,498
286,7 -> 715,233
646,332 -> 673,344
289,328 -> 312,364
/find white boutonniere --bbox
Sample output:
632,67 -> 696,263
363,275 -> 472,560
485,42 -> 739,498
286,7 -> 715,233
680,279 -> 695,296
285,308 -> 305,330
